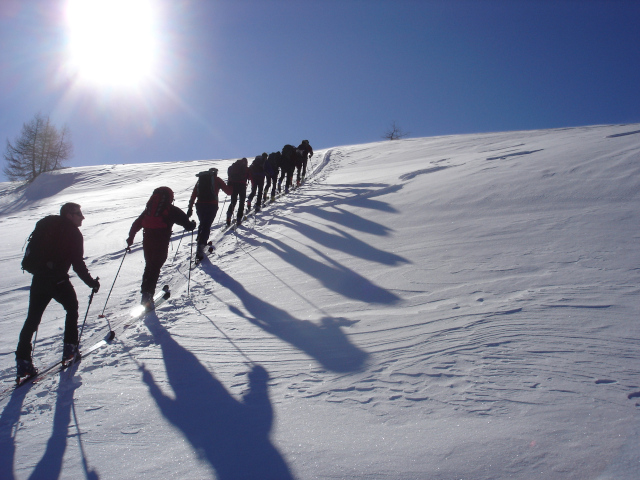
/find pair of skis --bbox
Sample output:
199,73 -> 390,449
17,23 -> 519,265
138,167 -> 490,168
3,285 -> 171,400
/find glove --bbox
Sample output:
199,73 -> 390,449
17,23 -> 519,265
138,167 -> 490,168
90,278 -> 100,293
187,206 -> 193,218
126,236 -> 134,247
188,220 -> 197,231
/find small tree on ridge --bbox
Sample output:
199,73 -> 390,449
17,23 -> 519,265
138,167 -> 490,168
382,121 -> 409,141
3,113 -> 73,182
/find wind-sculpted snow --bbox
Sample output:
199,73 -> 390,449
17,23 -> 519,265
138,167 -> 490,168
1,126 -> 640,479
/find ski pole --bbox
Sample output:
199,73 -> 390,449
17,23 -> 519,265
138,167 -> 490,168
98,251 -> 127,339
188,229 -> 194,295
308,156 -> 314,176
78,279 -> 99,347
172,230 -> 186,264
32,329 -> 39,359
216,195 -> 228,225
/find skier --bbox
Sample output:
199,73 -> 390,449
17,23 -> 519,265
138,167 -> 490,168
186,168 -> 232,260
264,151 -> 281,203
247,153 -> 267,213
226,158 -> 252,226
296,139 -> 314,184
127,187 -> 195,309
278,144 -> 296,194
16,203 -> 101,378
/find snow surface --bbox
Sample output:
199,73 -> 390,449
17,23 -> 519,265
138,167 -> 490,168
1,124 -> 639,479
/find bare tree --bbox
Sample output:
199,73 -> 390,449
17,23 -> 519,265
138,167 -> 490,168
3,113 -> 73,182
382,121 -> 409,141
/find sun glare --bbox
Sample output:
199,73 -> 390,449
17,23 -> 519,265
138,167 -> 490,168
66,0 -> 158,87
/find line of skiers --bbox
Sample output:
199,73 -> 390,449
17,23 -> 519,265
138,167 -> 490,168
14,140 -> 312,380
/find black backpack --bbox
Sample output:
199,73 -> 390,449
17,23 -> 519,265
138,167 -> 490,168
22,215 -> 63,274
141,186 -> 174,229
250,156 -> 265,175
266,152 -> 281,175
196,168 -> 218,202
282,144 -> 295,160
227,159 -> 246,183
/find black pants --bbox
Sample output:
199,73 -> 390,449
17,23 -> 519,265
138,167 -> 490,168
227,183 -> 247,223
247,176 -> 265,210
295,163 -> 302,184
141,230 -> 170,296
265,172 -> 278,198
195,203 -> 218,246
278,166 -> 295,192
16,275 -> 79,360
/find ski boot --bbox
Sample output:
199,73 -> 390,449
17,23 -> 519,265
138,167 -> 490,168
270,193 -> 276,202
141,292 -> 155,311
226,216 -> 232,227
236,217 -> 243,226
62,343 -> 80,364
16,358 -> 38,382
161,285 -> 171,300
195,244 -> 206,261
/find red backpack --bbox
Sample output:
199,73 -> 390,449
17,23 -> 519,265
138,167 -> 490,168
141,187 -> 174,229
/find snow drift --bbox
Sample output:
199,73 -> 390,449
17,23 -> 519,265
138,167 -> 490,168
1,124 -> 639,479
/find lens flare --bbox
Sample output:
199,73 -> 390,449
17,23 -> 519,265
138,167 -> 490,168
66,0 -> 158,87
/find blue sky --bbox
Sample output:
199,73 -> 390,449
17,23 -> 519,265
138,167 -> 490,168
1,0 -> 639,182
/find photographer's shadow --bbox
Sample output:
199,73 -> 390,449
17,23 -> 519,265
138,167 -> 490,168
141,312 -> 293,480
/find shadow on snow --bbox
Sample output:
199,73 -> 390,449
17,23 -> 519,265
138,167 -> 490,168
140,312 -> 294,480
272,216 -> 410,267
0,363 -> 98,480
200,262 -> 370,374
248,229 -> 400,306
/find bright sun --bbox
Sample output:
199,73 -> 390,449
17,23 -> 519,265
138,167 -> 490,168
66,0 -> 158,87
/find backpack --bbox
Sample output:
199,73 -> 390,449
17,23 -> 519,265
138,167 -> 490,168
141,186 -> 174,229
250,156 -> 265,176
266,152 -> 281,176
282,144 -> 295,160
227,159 -> 246,183
196,168 -> 218,202
22,215 -> 63,274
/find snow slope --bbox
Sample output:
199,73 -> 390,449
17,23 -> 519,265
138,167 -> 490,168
1,124 -> 639,479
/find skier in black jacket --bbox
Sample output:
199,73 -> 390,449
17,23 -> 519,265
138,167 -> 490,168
16,202 -> 100,378
247,154 -> 267,213
127,187 -> 195,308
187,168 -> 233,260
296,139 -> 313,184
264,151 -> 281,203
278,145 -> 296,194
226,158 -> 252,226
